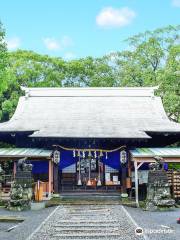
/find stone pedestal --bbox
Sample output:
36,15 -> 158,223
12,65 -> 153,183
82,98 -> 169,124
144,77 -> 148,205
8,158 -> 33,211
0,164 -> 5,200
146,169 -> 175,211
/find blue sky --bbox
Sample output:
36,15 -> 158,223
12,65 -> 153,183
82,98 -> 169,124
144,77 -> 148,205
0,0 -> 179,59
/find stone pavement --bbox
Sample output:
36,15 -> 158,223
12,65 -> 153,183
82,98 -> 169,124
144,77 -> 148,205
125,206 -> 180,240
0,206 -> 55,240
28,204 -> 144,240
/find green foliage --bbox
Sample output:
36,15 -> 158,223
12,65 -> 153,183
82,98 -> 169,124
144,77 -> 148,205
168,163 -> 180,170
157,45 -> 180,122
109,25 -> 180,122
0,50 -> 67,121
64,56 -> 115,87
0,22 -> 8,89
8,50 -> 66,87
112,25 -> 180,87
0,23 -> 179,124
0,50 -> 115,121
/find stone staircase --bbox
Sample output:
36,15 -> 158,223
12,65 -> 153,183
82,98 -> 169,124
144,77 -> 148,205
31,205 -> 143,240
59,191 -> 121,202
37,205 -> 132,240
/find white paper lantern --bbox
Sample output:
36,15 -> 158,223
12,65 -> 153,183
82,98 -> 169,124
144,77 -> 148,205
53,150 -> 60,164
120,150 -> 127,164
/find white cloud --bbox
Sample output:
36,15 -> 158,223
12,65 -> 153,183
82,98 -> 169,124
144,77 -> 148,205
43,38 -> 61,50
61,36 -> 73,47
96,7 -> 136,28
43,36 -> 73,51
64,52 -> 76,60
172,0 -> 180,7
6,37 -> 21,50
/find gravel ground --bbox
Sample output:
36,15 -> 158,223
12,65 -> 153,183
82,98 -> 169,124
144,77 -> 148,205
29,204 -> 144,240
124,206 -> 180,240
1,205 -> 179,240
0,206 -> 56,240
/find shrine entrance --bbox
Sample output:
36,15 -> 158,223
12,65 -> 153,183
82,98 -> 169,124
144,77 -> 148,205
55,145 -> 127,193
76,157 -> 104,188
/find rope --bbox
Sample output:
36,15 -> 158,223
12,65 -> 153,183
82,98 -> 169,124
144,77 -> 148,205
53,144 -> 126,152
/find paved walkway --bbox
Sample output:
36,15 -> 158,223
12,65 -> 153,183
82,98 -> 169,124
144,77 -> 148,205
125,206 -> 180,240
0,207 -> 55,240
28,205 -> 144,240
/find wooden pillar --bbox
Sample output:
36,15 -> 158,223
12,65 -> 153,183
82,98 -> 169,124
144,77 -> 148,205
53,163 -> 59,193
121,165 -> 127,193
134,161 -> 139,207
13,161 -> 17,178
48,159 -> 52,197
128,158 -> 132,177
51,161 -> 54,193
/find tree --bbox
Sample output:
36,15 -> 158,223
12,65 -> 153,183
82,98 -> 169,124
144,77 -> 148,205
158,45 -> 180,122
0,21 -> 8,92
107,25 -> 180,123
64,56 -> 116,87
110,25 -> 180,87
0,23 -> 179,124
0,50 -> 66,121
0,21 -> 11,121
0,51 -> 115,120
8,50 -> 66,87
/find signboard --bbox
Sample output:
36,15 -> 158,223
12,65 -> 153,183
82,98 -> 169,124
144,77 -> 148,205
120,150 -> 127,164
131,170 -> 149,184
53,150 -> 60,164
105,173 -> 110,182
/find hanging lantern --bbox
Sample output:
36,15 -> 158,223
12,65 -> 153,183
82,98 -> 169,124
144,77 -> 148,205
53,150 -> 60,164
120,150 -> 127,164
82,151 -> 85,158
77,157 -> 82,186
105,152 -> 108,159
88,151 -> 92,157
97,158 -> 102,186
100,150 -> 103,157
94,151 -> 97,158
97,179 -> 102,186
73,149 -> 76,157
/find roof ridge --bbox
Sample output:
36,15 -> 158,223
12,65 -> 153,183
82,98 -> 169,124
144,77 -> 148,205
21,86 -> 158,97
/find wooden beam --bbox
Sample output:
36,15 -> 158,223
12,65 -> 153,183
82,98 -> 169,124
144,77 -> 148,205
121,165 -> 127,193
134,161 -> 139,207
48,160 -> 52,197
137,162 -> 144,169
0,157 -> 50,161
51,160 -> 54,193
53,163 -> 59,193
13,161 -> 17,178
131,157 -> 180,163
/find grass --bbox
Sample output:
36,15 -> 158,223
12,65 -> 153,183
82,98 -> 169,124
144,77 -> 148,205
0,199 -> 8,207
45,197 -> 137,207
0,216 -> 25,222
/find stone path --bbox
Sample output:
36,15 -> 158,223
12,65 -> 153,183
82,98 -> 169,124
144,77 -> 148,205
28,205 -> 144,240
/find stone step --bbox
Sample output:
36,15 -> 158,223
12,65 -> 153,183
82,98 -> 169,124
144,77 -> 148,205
52,232 -> 122,238
53,227 -> 119,232
64,207 -> 112,211
53,224 -> 119,228
70,208 -> 110,211
64,206 -> 110,210
54,228 -> 119,235
58,218 -> 115,222
48,237 -> 123,240
56,220 -> 118,224
61,217 -> 113,221
65,213 -> 109,217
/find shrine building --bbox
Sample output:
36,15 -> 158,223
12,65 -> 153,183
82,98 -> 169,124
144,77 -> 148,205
0,87 -> 180,204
